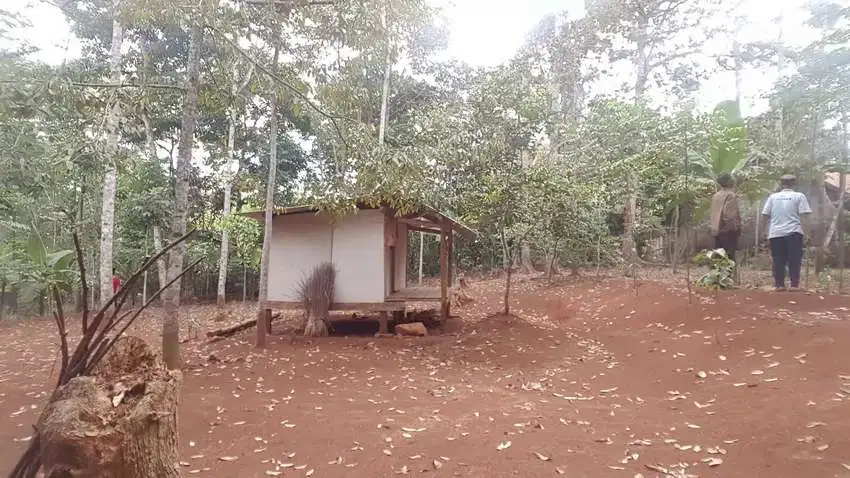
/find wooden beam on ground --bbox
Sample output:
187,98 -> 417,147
440,217 -> 449,320
207,312 -> 281,339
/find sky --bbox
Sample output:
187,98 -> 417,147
6,0 -> 818,116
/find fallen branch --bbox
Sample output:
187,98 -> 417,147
206,313 -> 281,339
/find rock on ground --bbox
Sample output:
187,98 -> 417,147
395,322 -> 428,337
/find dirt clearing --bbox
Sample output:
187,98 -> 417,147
2,277 -> 850,477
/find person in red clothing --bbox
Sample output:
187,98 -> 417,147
112,268 -> 121,294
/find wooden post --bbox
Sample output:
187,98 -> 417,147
418,231 -> 424,285
440,218 -> 450,320
447,224 -> 454,288
379,311 -> 389,334
839,117 -> 848,294
266,307 -> 273,334
256,307 -> 269,348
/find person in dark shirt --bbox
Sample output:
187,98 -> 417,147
709,173 -> 742,262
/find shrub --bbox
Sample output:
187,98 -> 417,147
694,248 -> 736,290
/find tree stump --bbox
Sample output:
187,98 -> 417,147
38,336 -> 182,478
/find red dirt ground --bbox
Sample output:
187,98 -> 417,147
2,276 -> 850,477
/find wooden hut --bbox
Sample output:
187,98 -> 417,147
244,203 -> 476,333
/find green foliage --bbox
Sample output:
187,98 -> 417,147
1,0 -> 847,314
694,248 -> 736,290
7,227 -> 78,309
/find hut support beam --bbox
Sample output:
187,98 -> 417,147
440,218 -> 451,320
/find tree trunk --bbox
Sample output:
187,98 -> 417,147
141,77 -> 168,298
836,118 -> 850,294
378,4 -> 391,145
142,271 -> 148,305
152,226 -> 167,292
822,186 -> 844,252
418,231 -> 424,285
216,178 -> 233,314
242,264 -> 247,302
520,242 -> 536,274
162,22 -> 202,370
501,234 -> 511,316
672,204 -> 680,273
38,337 -> 181,478
545,243 -> 560,281
622,173 -> 640,263
623,14 -> 649,266
217,64 -> 252,315
257,46 -> 281,347
98,4 -> 124,307
503,264 -> 512,316
633,14 -> 649,101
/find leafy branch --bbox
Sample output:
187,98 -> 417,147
205,23 -> 348,145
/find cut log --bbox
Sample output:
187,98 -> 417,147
39,336 -> 182,478
206,312 -> 281,339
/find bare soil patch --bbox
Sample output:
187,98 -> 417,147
2,277 -> 850,477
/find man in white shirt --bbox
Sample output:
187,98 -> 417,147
761,174 -> 812,291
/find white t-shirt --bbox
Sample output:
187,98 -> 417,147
761,189 -> 812,239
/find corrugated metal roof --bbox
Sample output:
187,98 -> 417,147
241,203 -> 478,240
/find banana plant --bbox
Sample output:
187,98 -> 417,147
683,100 -> 770,221
14,227 -> 76,309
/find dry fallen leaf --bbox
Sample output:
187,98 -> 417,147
433,459 -> 443,470
111,390 -> 125,408
706,457 -> 723,467
497,441 -> 512,451
218,456 -> 239,462
533,452 -> 551,461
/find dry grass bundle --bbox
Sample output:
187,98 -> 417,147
297,262 -> 335,337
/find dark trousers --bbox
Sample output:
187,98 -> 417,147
714,231 -> 738,262
769,233 -> 804,288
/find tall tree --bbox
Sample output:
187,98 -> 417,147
98,0 -> 124,306
588,0 -> 715,262
162,21 -> 202,370
216,58 -> 254,316
256,45 -> 279,348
